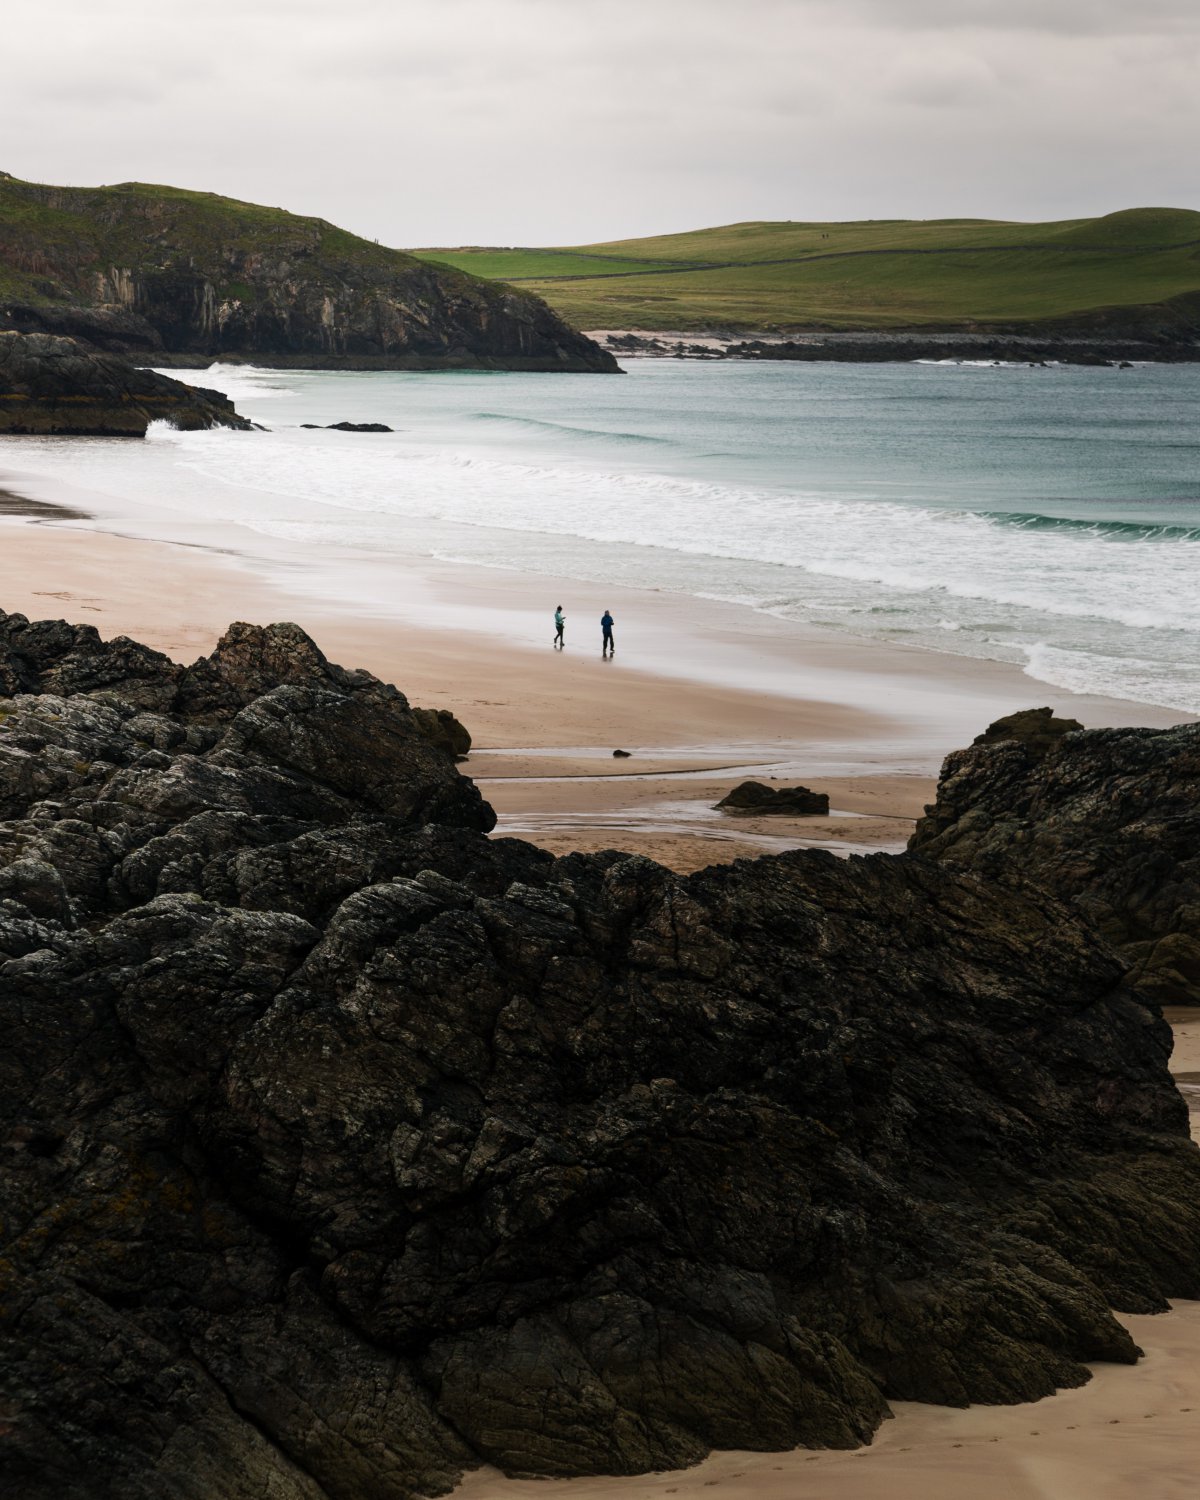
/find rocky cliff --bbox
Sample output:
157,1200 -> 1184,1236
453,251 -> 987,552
0,173 -> 618,372
0,330 -> 251,435
910,707 -> 1200,1005
1,628 -> 1198,1500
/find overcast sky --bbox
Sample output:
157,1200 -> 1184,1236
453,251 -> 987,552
4,0 -> 1198,247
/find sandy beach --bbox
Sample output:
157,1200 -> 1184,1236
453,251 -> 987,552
0,477 -> 1190,872
2,475 -> 1199,1497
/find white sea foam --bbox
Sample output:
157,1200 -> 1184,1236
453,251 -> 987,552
165,431 -> 1200,641
1021,642 -> 1200,713
150,363 -> 297,401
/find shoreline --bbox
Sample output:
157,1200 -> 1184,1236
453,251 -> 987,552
1,473 -> 1191,870
585,327 -> 1200,365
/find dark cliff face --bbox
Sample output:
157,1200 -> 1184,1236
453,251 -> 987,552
0,330 -> 251,435
1,625 -> 1198,1500
910,707 -> 1200,1006
0,173 -> 619,372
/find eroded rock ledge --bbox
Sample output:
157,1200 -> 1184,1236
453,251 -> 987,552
0,331 -> 251,435
1,624 -> 1198,1500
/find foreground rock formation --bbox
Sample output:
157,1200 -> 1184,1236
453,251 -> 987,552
0,330 -> 251,435
911,708 -> 1200,1005
1,626 -> 1198,1499
0,172 -> 617,372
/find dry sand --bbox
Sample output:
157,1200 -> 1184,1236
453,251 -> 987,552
2,485 -> 1199,1495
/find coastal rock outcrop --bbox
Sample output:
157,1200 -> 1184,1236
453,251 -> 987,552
300,421 -> 395,432
716,780 -> 830,814
0,330 -> 251,435
0,172 -> 618,373
910,709 -> 1200,1005
602,331 -> 1200,365
1,632 -> 1198,1499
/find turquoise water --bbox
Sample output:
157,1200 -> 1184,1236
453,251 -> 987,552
6,358 -> 1200,710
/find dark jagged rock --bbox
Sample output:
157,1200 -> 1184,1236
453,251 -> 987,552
1,632 -> 1199,1499
910,712 -> 1200,1005
970,705 -> 1084,753
300,421 -> 395,432
716,779 -> 830,814
0,613 -> 483,793
410,706 -> 473,759
0,172 -> 618,373
0,330 -> 251,435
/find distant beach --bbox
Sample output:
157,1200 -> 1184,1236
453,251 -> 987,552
6,359 -> 1200,710
2,356 -> 1196,869
0,464 -> 1190,873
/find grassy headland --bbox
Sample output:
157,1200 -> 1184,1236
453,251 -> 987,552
410,209 -> 1200,333
0,172 -> 615,370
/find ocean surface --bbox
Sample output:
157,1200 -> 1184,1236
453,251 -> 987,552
4,358 -> 1200,712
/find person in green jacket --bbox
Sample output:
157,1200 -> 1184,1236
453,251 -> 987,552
553,605 -> 565,649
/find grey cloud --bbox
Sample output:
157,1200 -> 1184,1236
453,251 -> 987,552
1,0 -> 1197,245
27,79 -> 165,109
814,0 -> 1200,34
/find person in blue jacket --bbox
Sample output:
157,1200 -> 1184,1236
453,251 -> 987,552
601,609 -> 615,657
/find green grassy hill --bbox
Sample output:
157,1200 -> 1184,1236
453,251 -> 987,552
0,172 -> 614,370
0,175 -> 410,300
410,210 -> 1200,333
